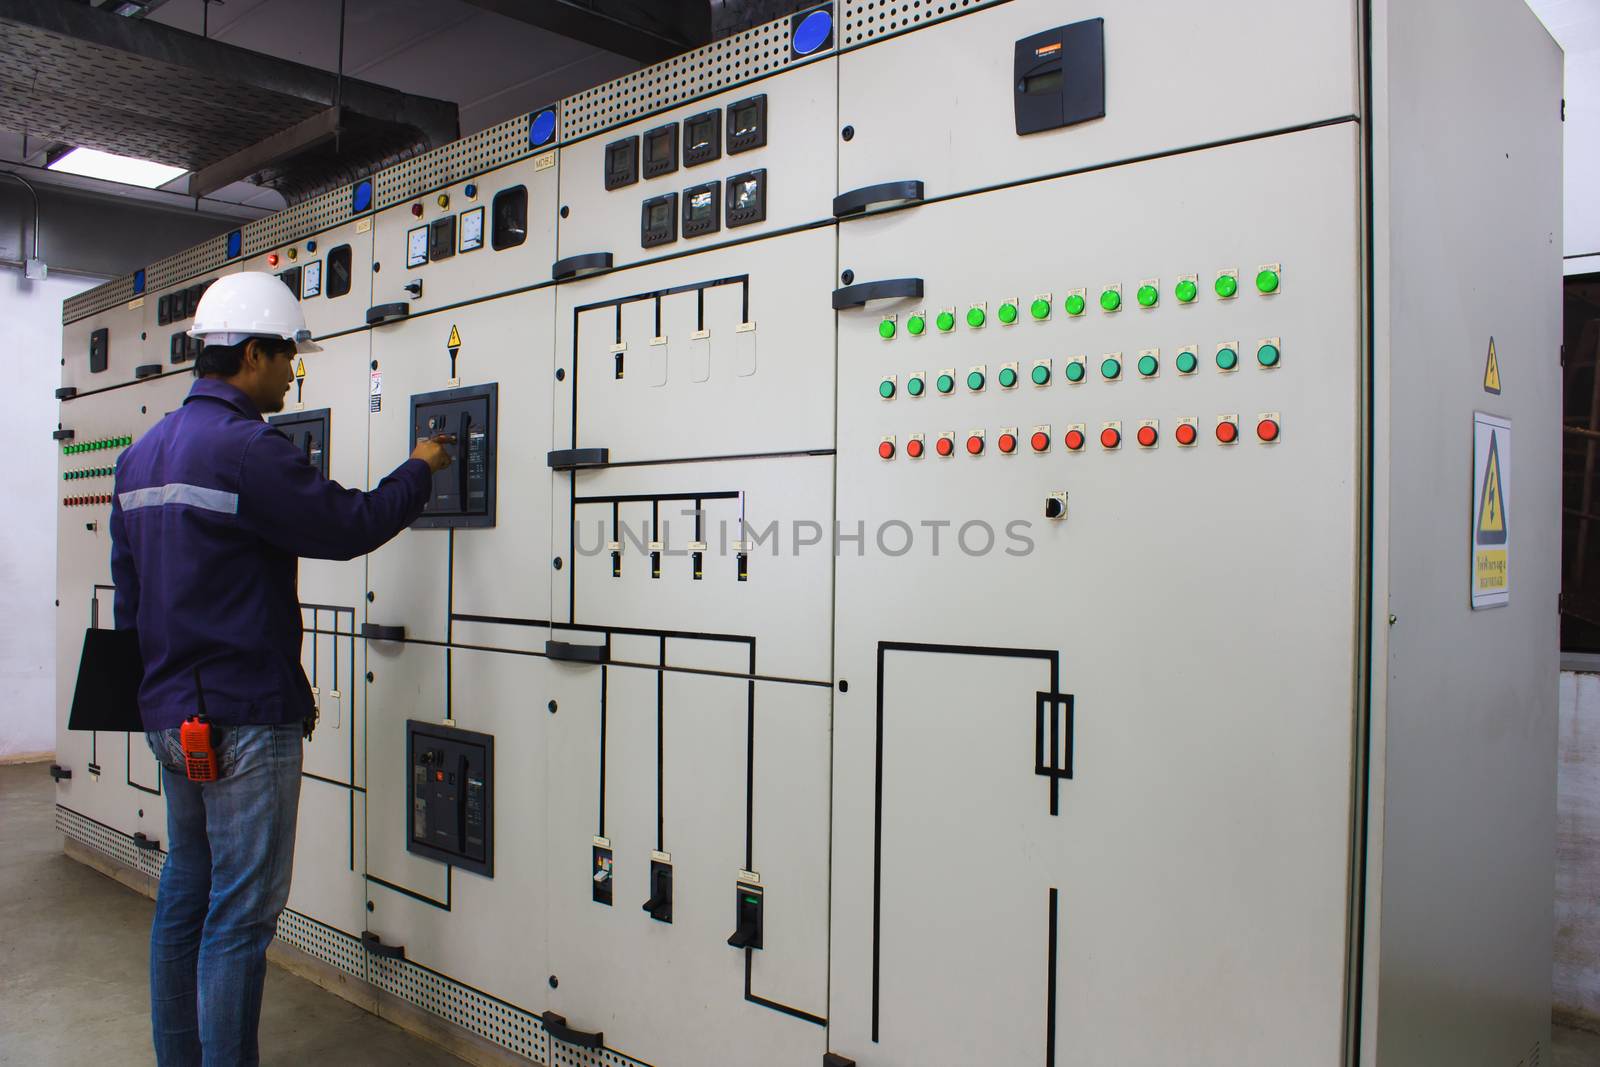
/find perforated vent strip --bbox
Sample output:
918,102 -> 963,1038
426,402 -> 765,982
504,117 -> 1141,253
839,0 -> 1006,48
147,235 -> 232,293
276,908 -> 367,981
561,17 -> 799,141
242,184 -> 359,258
63,275 -> 139,325
374,112 -> 538,210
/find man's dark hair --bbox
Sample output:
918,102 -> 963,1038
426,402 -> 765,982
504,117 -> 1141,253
196,336 -> 293,378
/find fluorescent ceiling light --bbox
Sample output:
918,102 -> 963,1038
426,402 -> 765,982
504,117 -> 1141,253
48,147 -> 187,189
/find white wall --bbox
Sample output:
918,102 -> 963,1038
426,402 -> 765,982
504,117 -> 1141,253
0,266 -> 101,760
1558,670 -> 1600,1026
1526,0 -> 1600,274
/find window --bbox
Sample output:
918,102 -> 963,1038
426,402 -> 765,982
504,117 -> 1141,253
1562,272 -> 1600,652
326,245 -> 353,298
492,186 -> 527,251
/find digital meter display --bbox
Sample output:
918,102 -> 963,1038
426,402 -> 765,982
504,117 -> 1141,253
688,190 -> 714,222
1023,69 -> 1064,95
643,123 -> 679,179
726,94 -> 768,154
648,201 -> 671,228
460,207 -> 485,252
725,169 -> 767,228
732,103 -> 760,137
734,180 -> 759,211
683,109 -> 721,166
641,192 -> 678,248
407,225 -> 429,268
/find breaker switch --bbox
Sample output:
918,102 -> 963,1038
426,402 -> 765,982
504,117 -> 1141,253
593,843 -> 614,906
726,884 -> 764,951
642,860 -> 673,923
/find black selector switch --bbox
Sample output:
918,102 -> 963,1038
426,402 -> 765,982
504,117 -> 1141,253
89,328 -> 109,374
604,135 -> 640,190
726,882 -> 764,950
682,181 -> 721,238
726,169 -> 767,228
642,122 -> 679,179
405,721 -> 494,877
593,843 -> 614,906
726,93 -> 768,154
641,192 -> 679,248
682,108 -> 722,167
1014,18 -> 1105,135
642,859 -> 673,923
409,383 -> 497,528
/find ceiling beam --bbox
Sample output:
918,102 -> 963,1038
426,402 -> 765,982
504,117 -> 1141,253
459,0 -> 711,64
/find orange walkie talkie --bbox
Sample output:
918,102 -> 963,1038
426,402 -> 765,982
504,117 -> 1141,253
181,668 -> 218,782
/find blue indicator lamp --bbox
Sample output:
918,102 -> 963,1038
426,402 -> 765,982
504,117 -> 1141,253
791,5 -> 833,56
529,108 -> 557,148
132,269 -> 146,295
226,230 -> 242,260
352,179 -> 373,215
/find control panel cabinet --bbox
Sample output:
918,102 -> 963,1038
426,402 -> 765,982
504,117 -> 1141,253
407,720 -> 494,876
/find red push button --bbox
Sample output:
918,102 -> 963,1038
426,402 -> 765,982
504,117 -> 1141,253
1100,427 -> 1121,450
935,436 -> 955,457
1175,422 -> 1198,446
1030,431 -> 1050,453
1257,417 -> 1280,442
267,253 -> 279,267
906,438 -> 925,459
1136,425 -> 1158,448
411,202 -> 424,217
1216,420 -> 1239,444
878,440 -> 896,460
1064,429 -> 1085,451
966,434 -> 984,455
997,432 -> 1017,454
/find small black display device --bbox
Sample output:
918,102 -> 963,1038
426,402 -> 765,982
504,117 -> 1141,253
641,192 -> 679,248
642,122 -> 679,179
277,267 -> 303,301
726,93 -> 768,154
604,135 -> 640,190
406,720 -> 494,878
269,408 -> 331,478
429,214 -> 457,262
683,108 -> 722,167
1014,18 -> 1105,135
410,383 -> 497,528
89,328 -> 109,374
726,169 -> 767,228
682,181 -> 721,238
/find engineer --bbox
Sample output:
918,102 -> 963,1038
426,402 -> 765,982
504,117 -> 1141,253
109,270 -> 452,1067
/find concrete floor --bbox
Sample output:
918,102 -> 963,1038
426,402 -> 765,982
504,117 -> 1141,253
0,760 -> 464,1067
5,760 -> 1600,1066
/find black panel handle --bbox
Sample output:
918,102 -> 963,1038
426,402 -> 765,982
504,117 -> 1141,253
135,363 -> 162,380
824,1055 -> 858,1067
361,931 -> 406,959
52,429 -> 75,441
133,832 -> 160,851
831,278 -> 924,310
55,387 -> 77,401
49,764 -> 72,781
552,252 -> 614,281
542,1011 -> 604,1049
361,623 -> 406,642
546,640 -> 606,664
832,179 -> 925,218
366,302 -> 410,326
547,447 -> 610,470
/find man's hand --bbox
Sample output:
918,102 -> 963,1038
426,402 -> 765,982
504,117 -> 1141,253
411,434 -> 455,474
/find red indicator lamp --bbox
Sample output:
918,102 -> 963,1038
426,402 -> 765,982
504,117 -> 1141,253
906,438 -> 925,459
1175,422 -> 1198,446
1030,431 -> 1050,453
1257,417 -> 1280,442
965,434 -> 984,456
997,432 -> 1017,454
1064,429 -> 1085,452
1100,427 -> 1121,450
935,436 -> 955,457
1216,420 -> 1239,444
878,440 -> 896,460
1136,425 -> 1158,448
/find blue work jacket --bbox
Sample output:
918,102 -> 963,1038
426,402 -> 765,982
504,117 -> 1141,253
111,378 -> 430,730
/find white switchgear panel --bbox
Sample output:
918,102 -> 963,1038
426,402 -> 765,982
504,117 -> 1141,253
52,2 -> 1562,1065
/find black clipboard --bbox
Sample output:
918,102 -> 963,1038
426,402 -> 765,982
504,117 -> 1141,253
68,628 -> 145,732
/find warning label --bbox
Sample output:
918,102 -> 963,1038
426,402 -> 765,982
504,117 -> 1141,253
1471,412 -> 1511,609
1483,337 -> 1501,395
447,324 -> 462,351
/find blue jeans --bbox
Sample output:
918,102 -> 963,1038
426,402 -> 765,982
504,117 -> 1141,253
145,723 -> 303,1067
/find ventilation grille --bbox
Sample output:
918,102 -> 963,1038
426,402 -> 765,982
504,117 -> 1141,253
839,0 -> 1005,48
562,17 -> 799,141
276,908 -> 368,980
56,804 -> 166,879
370,955 -> 551,1062
374,113 -> 539,210
242,184 -> 358,258
547,1040 -> 652,1067
62,275 -> 139,325
147,234 -> 231,293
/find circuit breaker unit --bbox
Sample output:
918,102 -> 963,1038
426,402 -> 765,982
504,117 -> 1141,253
50,2 -> 1563,1066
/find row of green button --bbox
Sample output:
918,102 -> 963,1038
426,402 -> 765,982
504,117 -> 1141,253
879,342 -> 1281,396
64,436 -> 131,454
878,269 -> 1282,338
64,466 -> 116,481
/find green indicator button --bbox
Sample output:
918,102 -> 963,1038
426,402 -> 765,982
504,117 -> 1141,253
1031,364 -> 1051,386
879,320 -> 896,339
907,376 -> 925,397
879,379 -> 896,399
1176,350 -> 1199,374
1217,347 -> 1239,371
1030,298 -> 1051,320
998,366 -> 1018,388
1137,354 -> 1159,377
907,315 -> 926,336
1065,361 -> 1086,383
1176,278 -> 1198,303
1216,274 -> 1239,299
1136,285 -> 1159,308
1100,289 -> 1122,312
967,370 -> 985,391
1256,268 -> 1280,294
1257,342 -> 1281,368
967,307 -> 986,329
998,303 -> 1018,324
1064,293 -> 1086,316
936,311 -> 956,333
937,373 -> 955,394
1101,357 -> 1122,380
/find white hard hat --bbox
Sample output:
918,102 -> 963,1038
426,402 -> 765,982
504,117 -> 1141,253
188,271 -> 322,353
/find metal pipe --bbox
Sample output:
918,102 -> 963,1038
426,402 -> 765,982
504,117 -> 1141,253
0,170 -> 42,264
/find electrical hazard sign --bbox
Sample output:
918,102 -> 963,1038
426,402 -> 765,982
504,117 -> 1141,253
1483,337 -> 1501,395
1471,412 -> 1511,609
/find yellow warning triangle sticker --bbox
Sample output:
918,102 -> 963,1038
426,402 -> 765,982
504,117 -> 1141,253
1483,337 -> 1501,395
447,324 -> 462,350
1477,431 -> 1507,543
294,357 -> 306,380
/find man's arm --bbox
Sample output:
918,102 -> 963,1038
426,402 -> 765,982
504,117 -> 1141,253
109,490 -> 139,629
236,426 -> 447,560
